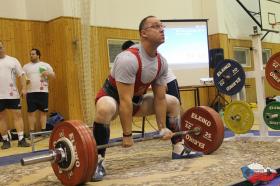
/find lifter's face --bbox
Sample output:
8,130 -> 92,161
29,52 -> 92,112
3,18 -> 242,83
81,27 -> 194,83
141,17 -> 165,46
0,42 -> 5,58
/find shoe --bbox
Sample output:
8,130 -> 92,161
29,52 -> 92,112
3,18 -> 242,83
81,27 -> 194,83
172,141 -> 203,159
91,157 -> 106,182
18,138 -> 30,147
1,140 -> 11,149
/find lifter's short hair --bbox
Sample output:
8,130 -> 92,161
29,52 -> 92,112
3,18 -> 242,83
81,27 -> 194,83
138,15 -> 156,33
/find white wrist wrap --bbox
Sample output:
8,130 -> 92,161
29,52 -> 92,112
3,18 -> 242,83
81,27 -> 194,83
159,128 -> 172,136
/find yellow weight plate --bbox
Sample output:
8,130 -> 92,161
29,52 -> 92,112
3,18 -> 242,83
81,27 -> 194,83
224,101 -> 254,134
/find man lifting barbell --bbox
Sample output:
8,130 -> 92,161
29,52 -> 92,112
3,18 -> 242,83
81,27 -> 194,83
21,121 -> 209,186
21,110 -> 224,186
92,15 -> 203,181
20,15 -> 226,186
20,99 -> 225,186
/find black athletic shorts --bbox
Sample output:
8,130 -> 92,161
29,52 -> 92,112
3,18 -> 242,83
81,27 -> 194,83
0,99 -> 22,112
167,79 -> 181,104
26,92 -> 49,112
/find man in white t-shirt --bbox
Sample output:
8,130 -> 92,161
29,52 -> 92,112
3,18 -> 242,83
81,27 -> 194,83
0,41 -> 30,149
23,48 -> 55,134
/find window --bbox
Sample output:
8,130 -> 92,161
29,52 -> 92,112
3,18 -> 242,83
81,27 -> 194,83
262,48 -> 272,66
107,39 -> 139,68
233,47 -> 251,67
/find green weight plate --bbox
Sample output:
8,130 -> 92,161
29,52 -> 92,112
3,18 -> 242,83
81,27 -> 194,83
224,101 -> 254,134
263,101 -> 280,130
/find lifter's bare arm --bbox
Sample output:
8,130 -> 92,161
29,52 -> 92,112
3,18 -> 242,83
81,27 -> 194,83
152,84 -> 167,130
116,81 -> 134,147
152,84 -> 173,140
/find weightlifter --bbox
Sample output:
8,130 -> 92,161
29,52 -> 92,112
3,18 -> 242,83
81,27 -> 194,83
92,16 -> 203,181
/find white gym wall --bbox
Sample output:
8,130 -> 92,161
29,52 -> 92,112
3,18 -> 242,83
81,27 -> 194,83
0,0 -> 279,42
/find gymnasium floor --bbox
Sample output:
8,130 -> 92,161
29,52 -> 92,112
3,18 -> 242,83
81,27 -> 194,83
1,115 -> 280,186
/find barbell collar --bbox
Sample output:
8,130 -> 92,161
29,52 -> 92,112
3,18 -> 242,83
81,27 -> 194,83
21,148 -> 64,166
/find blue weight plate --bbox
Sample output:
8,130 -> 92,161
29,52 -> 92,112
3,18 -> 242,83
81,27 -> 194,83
214,59 -> 245,95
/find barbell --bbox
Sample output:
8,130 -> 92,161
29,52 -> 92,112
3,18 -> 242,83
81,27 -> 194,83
21,105 -> 225,186
22,127 -> 199,166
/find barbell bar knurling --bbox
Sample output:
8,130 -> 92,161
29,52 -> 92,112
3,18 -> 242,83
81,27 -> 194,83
97,127 -> 201,150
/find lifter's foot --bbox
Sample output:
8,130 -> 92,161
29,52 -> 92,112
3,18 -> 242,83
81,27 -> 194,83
172,141 -> 203,159
91,156 -> 106,182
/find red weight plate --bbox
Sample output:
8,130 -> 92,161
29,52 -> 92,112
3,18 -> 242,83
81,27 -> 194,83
181,106 -> 224,154
74,121 -> 98,183
72,121 -> 92,184
49,120 -> 90,186
265,52 -> 280,91
74,121 -> 95,184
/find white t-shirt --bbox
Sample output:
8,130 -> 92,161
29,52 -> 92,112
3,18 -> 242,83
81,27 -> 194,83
23,61 -> 54,93
166,68 -> 177,83
0,55 -> 25,99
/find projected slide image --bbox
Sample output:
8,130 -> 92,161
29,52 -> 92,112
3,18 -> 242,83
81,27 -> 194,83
157,20 -> 210,86
158,25 -> 209,67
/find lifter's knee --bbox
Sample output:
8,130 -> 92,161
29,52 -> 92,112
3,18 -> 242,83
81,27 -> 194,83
166,95 -> 180,116
95,107 -> 117,124
95,97 -> 118,123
